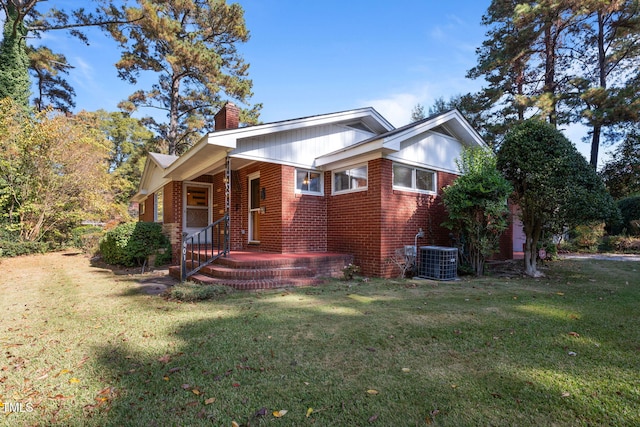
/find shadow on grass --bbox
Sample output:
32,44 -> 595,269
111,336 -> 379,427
88,262 -> 640,426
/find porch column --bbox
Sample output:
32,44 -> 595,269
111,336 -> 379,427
224,155 -> 231,254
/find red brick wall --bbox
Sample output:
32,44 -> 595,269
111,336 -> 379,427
328,158 -> 459,278
379,161 -> 458,277
327,159 -> 384,276
281,165 -> 327,252
139,197 -> 154,222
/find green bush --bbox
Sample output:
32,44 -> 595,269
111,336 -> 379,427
602,236 -> 640,253
569,222 -> 605,252
612,196 -> 640,236
167,282 -> 235,301
71,225 -> 104,254
99,222 -> 171,267
0,239 -> 49,258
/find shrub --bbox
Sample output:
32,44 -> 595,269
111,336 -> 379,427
71,225 -> 104,254
0,239 -> 49,258
167,282 -> 235,301
569,222 -> 605,252
99,222 -> 171,267
603,236 -> 640,253
612,196 -> 640,236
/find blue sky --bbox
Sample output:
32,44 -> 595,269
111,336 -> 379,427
35,0 -> 599,161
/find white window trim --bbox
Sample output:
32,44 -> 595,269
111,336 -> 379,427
332,163 -> 368,195
392,162 -> 437,195
154,188 -> 164,222
294,168 -> 324,196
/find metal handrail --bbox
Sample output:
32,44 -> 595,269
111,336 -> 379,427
181,214 -> 229,281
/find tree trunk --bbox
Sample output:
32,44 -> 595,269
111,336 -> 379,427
590,11 -> 607,169
523,221 -> 543,277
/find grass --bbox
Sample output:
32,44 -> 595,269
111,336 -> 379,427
0,252 -> 639,426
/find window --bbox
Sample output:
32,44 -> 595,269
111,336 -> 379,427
333,164 -> 368,194
295,169 -> 323,194
154,189 -> 164,222
393,163 -> 436,193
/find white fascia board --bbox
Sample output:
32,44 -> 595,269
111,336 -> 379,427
207,108 -> 393,142
131,189 -> 148,203
314,138 -> 387,167
382,109 -> 488,151
163,135 -> 236,181
320,152 -> 384,171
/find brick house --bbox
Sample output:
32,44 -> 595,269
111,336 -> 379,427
133,103 -> 513,278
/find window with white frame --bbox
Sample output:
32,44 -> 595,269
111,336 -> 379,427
295,169 -> 323,194
154,189 -> 164,222
333,164 -> 368,194
392,163 -> 436,193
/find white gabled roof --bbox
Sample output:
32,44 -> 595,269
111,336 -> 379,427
162,107 -> 394,181
131,153 -> 179,202
133,107 -> 394,200
315,109 -> 487,169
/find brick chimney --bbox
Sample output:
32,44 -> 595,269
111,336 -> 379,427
214,102 -> 240,131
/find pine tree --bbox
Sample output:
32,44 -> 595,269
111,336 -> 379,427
109,0 -> 261,155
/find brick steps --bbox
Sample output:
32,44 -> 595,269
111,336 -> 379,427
169,251 -> 352,290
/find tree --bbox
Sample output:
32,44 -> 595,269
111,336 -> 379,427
600,131 -> 640,199
0,0 -> 132,109
410,103 -> 426,122
441,147 -> 512,276
471,0 -> 640,168
28,46 -> 75,112
568,0 -> 640,168
497,119 -> 616,277
0,2 -> 31,106
0,98 -> 115,243
109,0 -> 261,155
94,110 -> 155,204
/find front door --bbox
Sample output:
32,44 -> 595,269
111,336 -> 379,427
183,183 -> 212,238
248,173 -> 260,243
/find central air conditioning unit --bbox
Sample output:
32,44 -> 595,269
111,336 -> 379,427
418,246 -> 458,281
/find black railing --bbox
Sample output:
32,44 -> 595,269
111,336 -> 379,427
181,214 -> 229,281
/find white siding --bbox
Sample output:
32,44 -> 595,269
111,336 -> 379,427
232,124 -> 375,168
386,131 -> 464,174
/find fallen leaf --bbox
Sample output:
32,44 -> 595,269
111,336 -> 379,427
232,421 -> 240,427
204,397 -> 216,405
157,354 -> 171,363
272,409 -> 288,418
568,331 -> 580,337
556,292 -> 565,296
306,407 -> 313,418
368,414 -> 378,422
68,378 -> 80,384
181,384 -> 191,390
366,389 -> 379,395
401,368 -> 411,372
168,367 -> 182,374
232,383 -> 240,387
561,392 -> 570,397
162,376 -> 169,381
254,407 -> 267,417
192,389 -> 200,395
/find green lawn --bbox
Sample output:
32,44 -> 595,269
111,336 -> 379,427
1,252 -> 638,426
